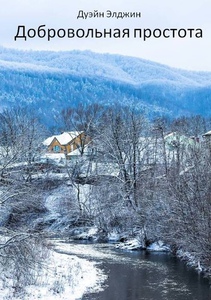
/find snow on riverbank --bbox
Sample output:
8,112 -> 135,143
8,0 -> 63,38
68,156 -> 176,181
115,238 -> 170,252
147,240 -> 170,252
176,248 -> 211,277
0,248 -> 106,300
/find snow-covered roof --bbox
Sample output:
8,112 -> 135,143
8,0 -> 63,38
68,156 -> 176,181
203,130 -> 211,136
67,144 -> 91,156
164,132 -> 184,140
165,132 -> 192,142
68,148 -> 84,157
164,132 -> 195,150
43,136 -> 54,146
43,131 -> 83,146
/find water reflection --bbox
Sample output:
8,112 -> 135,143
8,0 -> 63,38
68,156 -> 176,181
56,241 -> 210,300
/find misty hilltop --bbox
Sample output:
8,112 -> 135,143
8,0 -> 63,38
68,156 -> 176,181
0,47 -> 210,126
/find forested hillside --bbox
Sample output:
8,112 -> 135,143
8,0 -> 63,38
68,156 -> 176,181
0,47 -> 211,127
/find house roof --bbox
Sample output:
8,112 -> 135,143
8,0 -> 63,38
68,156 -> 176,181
164,132 -> 194,149
165,132 -> 191,142
67,143 -> 92,156
43,131 -> 83,146
203,130 -> 211,137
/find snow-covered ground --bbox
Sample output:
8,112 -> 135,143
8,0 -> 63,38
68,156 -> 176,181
0,246 -> 106,300
176,249 -> 207,274
147,240 -> 170,252
116,237 -> 170,252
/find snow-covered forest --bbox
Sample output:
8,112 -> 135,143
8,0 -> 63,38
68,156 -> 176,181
0,103 -> 210,298
0,47 -> 211,128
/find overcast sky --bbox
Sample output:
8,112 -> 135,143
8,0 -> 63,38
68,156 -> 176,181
0,0 -> 211,71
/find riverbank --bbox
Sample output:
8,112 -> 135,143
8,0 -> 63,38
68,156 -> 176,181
47,240 -> 211,300
68,226 -> 211,281
0,243 -> 106,300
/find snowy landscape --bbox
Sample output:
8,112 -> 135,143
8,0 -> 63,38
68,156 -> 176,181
0,48 -> 210,299
0,47 -> 211,128
0,240 -> 106,300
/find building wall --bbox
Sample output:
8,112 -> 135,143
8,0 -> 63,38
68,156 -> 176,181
69,133 -> 91,153
48,133 -> 91,154
48,138 -> 67,153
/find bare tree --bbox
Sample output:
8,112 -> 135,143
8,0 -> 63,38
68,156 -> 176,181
150,116 -> 211,269
0,232 -> 49,293
97,107 -> 151,209
0,106 -> 46,183
0,107 -> 50,293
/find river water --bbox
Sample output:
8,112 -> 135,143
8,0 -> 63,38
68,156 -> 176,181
62,241 -> 211,300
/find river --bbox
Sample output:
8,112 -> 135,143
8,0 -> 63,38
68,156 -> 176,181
58,241 -> 211,300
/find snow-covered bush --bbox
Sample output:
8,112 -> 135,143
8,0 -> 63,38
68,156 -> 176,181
0,234 -> 50,294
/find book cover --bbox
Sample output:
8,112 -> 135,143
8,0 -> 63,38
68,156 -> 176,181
0,1 -> 210,299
